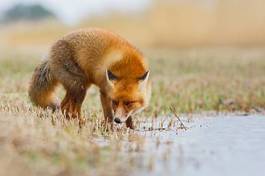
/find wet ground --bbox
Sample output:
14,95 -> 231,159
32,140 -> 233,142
128,114 -> 265,176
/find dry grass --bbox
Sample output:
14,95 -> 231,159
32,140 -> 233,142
147,48 -> 265,114
0,110 -> 146,176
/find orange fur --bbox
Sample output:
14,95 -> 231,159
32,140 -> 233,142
28,28 -> 151,128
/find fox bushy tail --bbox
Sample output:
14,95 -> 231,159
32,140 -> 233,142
28,60 -> 58,110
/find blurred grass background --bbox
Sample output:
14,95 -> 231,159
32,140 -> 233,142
1,0 -> 265,49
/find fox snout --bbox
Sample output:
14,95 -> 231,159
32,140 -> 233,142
114,117 -> 122,124
106,70 -> 151,125
113,107 -> 131,124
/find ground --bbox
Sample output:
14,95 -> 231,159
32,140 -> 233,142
0,47 -> 265,176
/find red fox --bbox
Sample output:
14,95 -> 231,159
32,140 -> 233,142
28,28 -> 151,129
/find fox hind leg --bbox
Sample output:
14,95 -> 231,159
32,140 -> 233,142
60,74 -> 89,127
57,66 -> 89,124
49,40 -> 90,125
61,87 -> 87,125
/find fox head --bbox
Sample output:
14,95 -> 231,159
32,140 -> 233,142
105,68 -> 151,124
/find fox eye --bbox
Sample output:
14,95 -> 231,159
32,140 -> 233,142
112,100 -> 119,106
107,70 -> 118,81
124,101 -> 135,107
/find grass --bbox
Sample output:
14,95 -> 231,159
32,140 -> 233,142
1,47 -> 264,114
147,48 -> 265,114
0,2 -> 265,174
0,47 -> 265,175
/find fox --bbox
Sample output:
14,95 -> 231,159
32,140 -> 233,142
28,28 -> 151,129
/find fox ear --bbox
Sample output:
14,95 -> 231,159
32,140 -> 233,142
106,70 -> 117,87
138,71 -> 149,81
139,71 -> 150,91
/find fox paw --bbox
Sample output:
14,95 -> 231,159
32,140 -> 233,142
126,117 -> 135,129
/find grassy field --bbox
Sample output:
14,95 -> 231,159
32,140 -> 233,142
1,1 -> 265,174
1,47 -> 264,114
0,46 -> 265,175
0,0 -> 265,173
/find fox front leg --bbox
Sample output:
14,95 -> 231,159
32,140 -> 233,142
126,116 -> 134,129
100,91 -> 114,126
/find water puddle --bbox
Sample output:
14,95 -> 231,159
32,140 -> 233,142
112,114 -> 265,176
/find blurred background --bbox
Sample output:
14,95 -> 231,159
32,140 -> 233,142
1,0 -> 265,50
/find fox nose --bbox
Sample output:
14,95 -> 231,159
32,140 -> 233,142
114,118 -> 122,124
